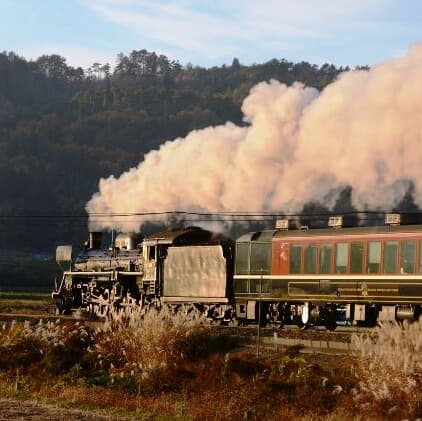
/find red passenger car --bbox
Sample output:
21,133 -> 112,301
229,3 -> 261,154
234,214 -> 422,329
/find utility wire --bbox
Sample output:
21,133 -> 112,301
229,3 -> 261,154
0,210 -> 419,220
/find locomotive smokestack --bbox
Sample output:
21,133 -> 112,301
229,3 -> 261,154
88,232 -> 102,249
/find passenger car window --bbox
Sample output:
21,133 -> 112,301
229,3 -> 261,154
234,279 -> 248,293
335,243 -> 348,273
289,244 -> 302,274
319,244 -> 332,274
250,243 -> 271,275
250,278 -> 270,293
419,240 -> 422,272
367,242 -> 381,274
235,243 -> 250,275
304,244 -> 317,274
384,241 -> 398,274
351,242 -> 364,274
400,240 -> 415,274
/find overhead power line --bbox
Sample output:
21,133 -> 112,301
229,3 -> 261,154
0,210 -> 419,222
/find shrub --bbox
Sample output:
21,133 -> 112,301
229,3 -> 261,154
26,319 -> 92,374
0,307 -> 359,418
351,320 -> 422,418
0,322 -> 44,371
85,305 -> 215,392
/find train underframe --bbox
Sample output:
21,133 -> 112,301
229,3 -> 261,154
53,274 -> 422,330
235,299 -> 422,330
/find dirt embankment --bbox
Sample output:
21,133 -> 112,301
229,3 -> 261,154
0,398 -> 136,421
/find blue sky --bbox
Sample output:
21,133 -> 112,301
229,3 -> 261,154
1,0 -> 422,69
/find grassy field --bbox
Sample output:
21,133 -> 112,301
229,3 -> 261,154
0,306 -> 421,420
0,250 -> 56,314
0,291 -> 52,314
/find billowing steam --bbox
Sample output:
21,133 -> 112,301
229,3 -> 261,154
87,44 -> 422,232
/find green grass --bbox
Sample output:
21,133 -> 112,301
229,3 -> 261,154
0,291 -> 50,299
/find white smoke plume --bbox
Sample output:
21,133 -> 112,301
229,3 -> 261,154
87,44 -> 422,232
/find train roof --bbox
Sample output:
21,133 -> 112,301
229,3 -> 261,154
236,224 -> 422,242
237,230 -> 278,242
143,226 -> 232,246
143,226 -> 205,245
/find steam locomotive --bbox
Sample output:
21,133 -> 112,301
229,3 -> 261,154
53,227 -> 235,321
52,213 -> 422,329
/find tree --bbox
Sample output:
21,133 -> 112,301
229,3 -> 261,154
0,47 -> 348,254
36,54 -> 69,79
231,57 -> 241,70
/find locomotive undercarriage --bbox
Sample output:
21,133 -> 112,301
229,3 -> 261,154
53,272 -> 141,315
53,272 -> 235,323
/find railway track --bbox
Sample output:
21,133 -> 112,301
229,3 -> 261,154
0,312 -> 73,323
210,324 -> 369,353
0,312 -> 370,353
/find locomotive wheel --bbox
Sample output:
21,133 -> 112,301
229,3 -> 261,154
126,295 -> 137,313
97,291 -> 110,318
87,303 -> 95,317
103,289 -> 110,302
228,318 -> 239,327
55,298 -> 65,315
97,297 -> 109,318
277,304 -> 292,328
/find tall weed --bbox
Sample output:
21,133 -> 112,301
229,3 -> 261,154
352,320 -> 422,418
90,305 -> 211,392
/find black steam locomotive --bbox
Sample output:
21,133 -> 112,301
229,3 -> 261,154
53,227 -> 234,322
52,213 -> 422,329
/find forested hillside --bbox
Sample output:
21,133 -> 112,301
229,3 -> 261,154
0,49 -> 351,253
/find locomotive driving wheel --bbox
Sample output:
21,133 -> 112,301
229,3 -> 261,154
124,294 -> 138,313
96,290 -> 110,318
54,297 -> 67,315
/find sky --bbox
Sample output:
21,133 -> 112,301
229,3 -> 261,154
1,0 -> 422,70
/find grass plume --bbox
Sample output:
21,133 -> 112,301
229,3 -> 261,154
352,320 -> 422,418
